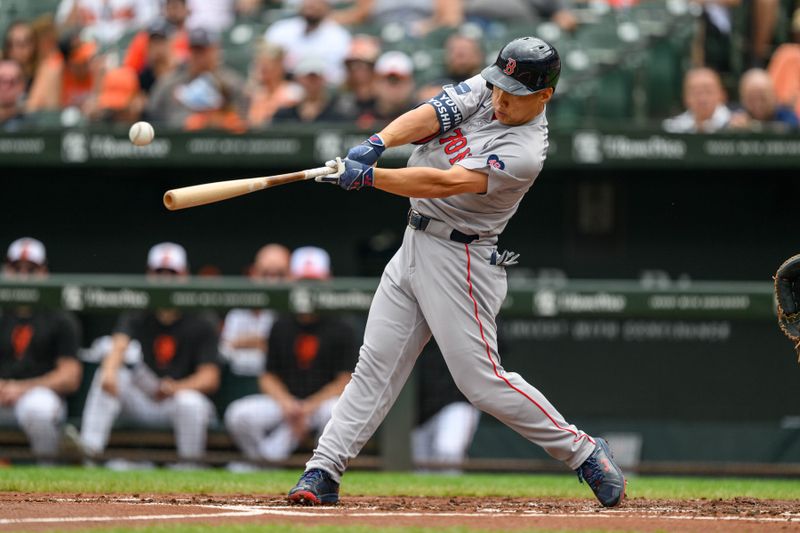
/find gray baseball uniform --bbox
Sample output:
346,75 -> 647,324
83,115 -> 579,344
306,74 -> 596,481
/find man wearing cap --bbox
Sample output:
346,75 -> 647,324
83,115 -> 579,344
0,238 -> 82,463
288,37 -> 626,508
359,50 -> 417,127
124,0 -> 192,93
147,27 -> 244,128
334,35 -> 381,123
219,244 -> 291,376
73,243 -> 220,467
272,56 -> 344,123
224,247 -> 356,465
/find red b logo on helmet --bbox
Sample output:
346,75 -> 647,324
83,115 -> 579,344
503,58 -> 517,75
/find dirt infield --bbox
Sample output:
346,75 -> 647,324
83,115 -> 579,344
0,493 -> 798,532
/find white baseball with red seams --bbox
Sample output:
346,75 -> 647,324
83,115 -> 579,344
129,121 -> 155,146
306,74 -> 596,482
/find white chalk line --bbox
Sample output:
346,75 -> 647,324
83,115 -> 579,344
1,502 -> 797,526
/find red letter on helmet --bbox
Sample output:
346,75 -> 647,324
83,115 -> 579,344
503,58 -> 517,75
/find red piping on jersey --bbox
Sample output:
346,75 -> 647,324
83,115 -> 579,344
464,243 -> 594,445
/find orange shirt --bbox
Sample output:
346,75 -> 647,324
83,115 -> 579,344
124,30 -> 190,73
768,43 -> 800,119
185,109 -> 247,134
247,83 -> 300,126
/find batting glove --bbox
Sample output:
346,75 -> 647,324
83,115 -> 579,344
346,134 -> 386,166
318,157 -> 375,191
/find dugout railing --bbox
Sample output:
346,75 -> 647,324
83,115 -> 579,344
2,275 -> 798,475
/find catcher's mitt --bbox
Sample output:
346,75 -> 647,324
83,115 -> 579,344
774,253 -> 800,362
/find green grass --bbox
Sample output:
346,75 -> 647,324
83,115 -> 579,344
1,466 -> 799,500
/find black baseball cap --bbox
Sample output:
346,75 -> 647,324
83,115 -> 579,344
188,28 -> 219,48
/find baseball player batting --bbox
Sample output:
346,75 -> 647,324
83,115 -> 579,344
288,37 -> 626,507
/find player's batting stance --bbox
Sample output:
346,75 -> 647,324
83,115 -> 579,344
288,37 -> 626,507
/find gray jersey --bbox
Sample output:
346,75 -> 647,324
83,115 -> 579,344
409,74 -> 549,238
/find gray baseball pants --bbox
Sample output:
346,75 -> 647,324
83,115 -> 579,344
307,226 -> 596,481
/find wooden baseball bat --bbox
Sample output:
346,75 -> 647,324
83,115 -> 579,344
163,166 -> 336,211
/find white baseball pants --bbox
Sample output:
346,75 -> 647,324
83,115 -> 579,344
0,386 -> 65,459
225,394 -> 338,461
79,365 -> 216,460
412,401 -> 480,469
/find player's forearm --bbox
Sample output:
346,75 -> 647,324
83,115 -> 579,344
303,372 -> 351,409
259,373 -> 295,405
174,364 -> 220,395
101,333 -> 130,372
377,104 -> 440,147
374,166 -> 485,198
13,358 -> 82,396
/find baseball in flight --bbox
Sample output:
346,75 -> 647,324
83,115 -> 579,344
129,121 -> 155,146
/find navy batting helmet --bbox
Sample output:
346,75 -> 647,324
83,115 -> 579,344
481,37 -> 560,96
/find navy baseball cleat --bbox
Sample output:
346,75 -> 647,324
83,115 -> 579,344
288,468 -> 340,505
576,438 -> 626,507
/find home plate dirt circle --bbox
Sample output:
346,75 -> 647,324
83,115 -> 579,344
0,494 -> 798,532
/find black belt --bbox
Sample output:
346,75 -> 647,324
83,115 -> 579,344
407,209 -> 479,244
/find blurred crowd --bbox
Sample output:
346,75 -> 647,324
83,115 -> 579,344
0,236 -> 477,471
0,0 -> 798,134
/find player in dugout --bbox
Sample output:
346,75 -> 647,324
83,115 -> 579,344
287,36 -> 626,508
69,242 -> 220,468
224,246 -> 357,468
0,238 -> 82,464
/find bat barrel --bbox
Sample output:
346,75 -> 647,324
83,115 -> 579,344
163,191 -> 179,210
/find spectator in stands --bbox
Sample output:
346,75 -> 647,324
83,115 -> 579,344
691,0 -> 778,70
3,22 -> 38,90
334,35 -> 380,126
264,0 -> 352,85
147,28 -> 245,129
26,31 -> 99,112
442,33 -> 484,84
124,0 -> 192,93
0,238 -> 82,463
768,8 -> 800,122
729,68 -> 798,131
85,66 -> 145,124
125,21 -> 181,95
0,60 -> 27,131
73,242 -> 221,468
220,244 -> 291,376
464,0 -> 577,32
350,51 -> 416,129
186,0 -> 236,33
332,0 -> 462,36
246,42 -> 302,128
413,341 -> 479,473
55,0 -> 160,45
181,73 -> 248,132
224,246 -> 356,465
272,56 -> 344,123
663,67 -> 731,133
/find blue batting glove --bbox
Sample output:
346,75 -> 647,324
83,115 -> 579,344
346,134 -> 386,166
338,158 -> 374,191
